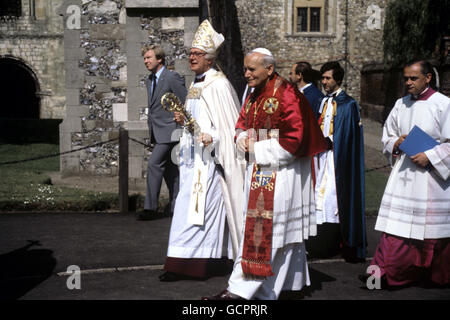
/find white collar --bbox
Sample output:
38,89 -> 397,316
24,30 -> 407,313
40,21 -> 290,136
299,83 -> 312,92
195,68 -> 216,80
327,87 -> 342,97
153,66 -> 165,79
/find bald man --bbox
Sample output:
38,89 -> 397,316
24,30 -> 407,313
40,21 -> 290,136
203,49 -> 327,300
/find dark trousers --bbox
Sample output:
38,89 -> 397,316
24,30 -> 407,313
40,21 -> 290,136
144,142 -> 179,212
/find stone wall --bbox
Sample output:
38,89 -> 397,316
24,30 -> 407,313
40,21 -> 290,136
125,1 -> 198,187
0,0 -> 65,119
59,0 -> 126,176
59,0 -> 199,183
232,0 -> 387,102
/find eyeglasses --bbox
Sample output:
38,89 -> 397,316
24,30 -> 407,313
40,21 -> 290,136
189,52 -> 207,58
404,76 -> 420,81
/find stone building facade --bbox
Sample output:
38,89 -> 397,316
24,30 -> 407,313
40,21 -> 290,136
10,0 -> 448,186
1,0 -> 390,184
58,0 -> 200,189
0,0 -> 65,119
231,0 -> 387,101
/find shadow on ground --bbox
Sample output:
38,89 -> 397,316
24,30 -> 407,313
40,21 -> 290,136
0,240 -> 56,300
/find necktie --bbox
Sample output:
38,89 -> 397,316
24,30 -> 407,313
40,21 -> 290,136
151,74 -> 157,98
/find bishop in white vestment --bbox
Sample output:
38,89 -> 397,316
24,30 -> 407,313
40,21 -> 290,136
160,20 -> 245,282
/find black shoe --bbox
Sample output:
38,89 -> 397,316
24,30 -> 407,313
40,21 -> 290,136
159,271 -> 186,282
163,204 -> 174,217
201,289 -> 242,300
136,210 -> 161,221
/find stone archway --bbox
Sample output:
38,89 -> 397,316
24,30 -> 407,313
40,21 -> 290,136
0,57 -> 41,119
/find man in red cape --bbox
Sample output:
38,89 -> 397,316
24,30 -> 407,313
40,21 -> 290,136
203,48 -> 327,300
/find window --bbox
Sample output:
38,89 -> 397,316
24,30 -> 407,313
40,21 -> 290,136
0,0 -> 22,18
297,8 -> 307,32
310,7 -> 321,31
294,0 -> 324,33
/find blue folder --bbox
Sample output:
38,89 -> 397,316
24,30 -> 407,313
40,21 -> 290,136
399,125 -> 439,157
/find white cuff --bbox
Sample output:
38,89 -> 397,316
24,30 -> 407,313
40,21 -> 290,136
236,131 -> 248,144
254,138 -> 295,168
425,147 -> 450,180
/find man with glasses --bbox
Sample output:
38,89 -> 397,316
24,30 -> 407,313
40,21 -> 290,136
159,20 -> 245,282
363,60 -> 450,289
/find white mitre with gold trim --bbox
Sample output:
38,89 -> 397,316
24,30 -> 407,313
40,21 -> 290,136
191,19 -> 224,54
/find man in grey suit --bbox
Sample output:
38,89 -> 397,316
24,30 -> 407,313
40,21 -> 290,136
137,45 -> 187,221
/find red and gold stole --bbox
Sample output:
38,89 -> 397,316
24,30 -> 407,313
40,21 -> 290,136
318,98 -> 337,136
241,75 -> 283,278
242,164 -> 276,277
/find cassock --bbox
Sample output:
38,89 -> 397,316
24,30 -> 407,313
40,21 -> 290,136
164,68 -> 245,277
314,89 -> 367,260
371,88 -> 450,286
227,74 -> 327,299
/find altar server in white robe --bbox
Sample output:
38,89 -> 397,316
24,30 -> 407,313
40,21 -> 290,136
366,60 -> 450,288
159,20 -> 245,282
203,48 -> 328,300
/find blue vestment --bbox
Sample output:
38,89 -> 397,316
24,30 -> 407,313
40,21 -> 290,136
332,91 -> 366,259
303,84 -> 325,118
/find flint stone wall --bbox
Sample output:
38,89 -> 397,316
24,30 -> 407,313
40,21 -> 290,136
59,0 -> 199,186
233,0 -> 387,102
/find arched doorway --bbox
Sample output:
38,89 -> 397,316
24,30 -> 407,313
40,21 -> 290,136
0,57 -> 40,119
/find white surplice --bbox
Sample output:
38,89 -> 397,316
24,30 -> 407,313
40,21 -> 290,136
375,91 -> 450,240
314,94 -> 340,224
166,68 -> 245,260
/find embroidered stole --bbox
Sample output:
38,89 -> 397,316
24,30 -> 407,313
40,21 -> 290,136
241,164 -> 276,277
186,71 -> 228,226
241,76 -> 283,277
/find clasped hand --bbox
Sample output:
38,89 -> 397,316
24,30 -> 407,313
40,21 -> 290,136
197,133 -> 213,146
394,134 -> 430,168
236,136 -> 255,154
411,152 -> 430,168
173,111 -> 185,125
173,112 -> 212,146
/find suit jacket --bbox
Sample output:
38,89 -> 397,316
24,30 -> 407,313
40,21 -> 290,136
302,84 -> 325,119
147,67 -> 187,143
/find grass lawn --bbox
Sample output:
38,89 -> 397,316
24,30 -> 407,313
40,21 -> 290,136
365,170 -> 390,215
0,143 -> 389,213
0,143 -> 119,211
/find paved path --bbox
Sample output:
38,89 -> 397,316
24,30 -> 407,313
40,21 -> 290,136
0,212 -> 448,302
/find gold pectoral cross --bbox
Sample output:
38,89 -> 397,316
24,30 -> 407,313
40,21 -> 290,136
193,170 -> 203,213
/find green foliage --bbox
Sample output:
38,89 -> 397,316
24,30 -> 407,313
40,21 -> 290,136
383,0 -> 450,67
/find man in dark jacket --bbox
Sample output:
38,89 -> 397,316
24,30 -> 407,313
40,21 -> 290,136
138,45 -> 187,220
289,61 -> 324,118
